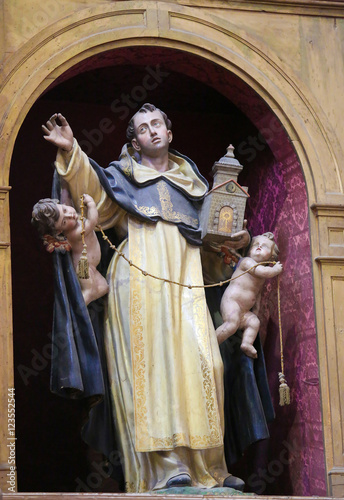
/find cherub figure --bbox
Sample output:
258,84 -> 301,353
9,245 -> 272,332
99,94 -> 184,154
32,194 -> 109,305
216,232 -> 283,358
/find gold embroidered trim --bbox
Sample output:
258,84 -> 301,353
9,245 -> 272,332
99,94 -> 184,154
137,431 -> 222,450
126,480 -> 147,493
131,287 -> 149,448
135,204 -> 160,217
122,164 -> 132,177
134,181 -> 198,227
119,155 -> 132,178
158,181 -> 199,226
190,262 -> 222,445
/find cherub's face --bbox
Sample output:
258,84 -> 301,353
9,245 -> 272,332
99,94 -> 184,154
55,204 -> 78,234
248,236 -> 275,262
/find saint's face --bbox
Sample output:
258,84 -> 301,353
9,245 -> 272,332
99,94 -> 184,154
131,109 -> 172,158
248,236 -> 275,262
55,204 -> 78,234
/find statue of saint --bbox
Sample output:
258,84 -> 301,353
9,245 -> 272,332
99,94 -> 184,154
42,104 -> 272,493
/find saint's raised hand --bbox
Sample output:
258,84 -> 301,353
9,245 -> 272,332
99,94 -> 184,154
42,113 -> 74,152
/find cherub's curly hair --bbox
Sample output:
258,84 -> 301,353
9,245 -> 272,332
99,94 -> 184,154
126,103 -> 172,142
251,232 -> 279,260
31,198 -> 60,237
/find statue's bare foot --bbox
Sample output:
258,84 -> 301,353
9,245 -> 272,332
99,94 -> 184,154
240,343 -> 257,358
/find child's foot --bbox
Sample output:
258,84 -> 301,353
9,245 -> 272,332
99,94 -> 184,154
240,342 -> 258,358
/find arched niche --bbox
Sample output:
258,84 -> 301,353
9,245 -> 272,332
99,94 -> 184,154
1,2 -> 343,496
9,45 -> 323,496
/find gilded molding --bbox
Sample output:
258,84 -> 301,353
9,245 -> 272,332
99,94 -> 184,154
314,256 -> 344,264
311,203 -> 344,218
178,0 -> 344,16
329,466 -> 344,474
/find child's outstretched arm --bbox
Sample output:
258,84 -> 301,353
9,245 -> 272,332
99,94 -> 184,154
251,261 -> 283,278
82,194 -> 99,235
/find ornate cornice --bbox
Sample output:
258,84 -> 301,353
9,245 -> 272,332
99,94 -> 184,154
177,0 -> 344,16
314,256 -> 344,263
311,203 -> 344,217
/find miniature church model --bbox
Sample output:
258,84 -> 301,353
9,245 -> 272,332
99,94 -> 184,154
201,144 -> 249,243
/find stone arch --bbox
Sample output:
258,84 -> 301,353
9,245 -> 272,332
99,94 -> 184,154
1,2 -> 343,200
1,1 -> 343,494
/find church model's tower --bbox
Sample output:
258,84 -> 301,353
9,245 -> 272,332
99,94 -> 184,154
201,144 -> 249,243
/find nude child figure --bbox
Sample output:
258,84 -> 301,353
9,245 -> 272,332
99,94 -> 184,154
216,232 -> 283,358
32,194 -> 109,305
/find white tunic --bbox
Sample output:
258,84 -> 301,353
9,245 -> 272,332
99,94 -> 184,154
55,141 -> 230,492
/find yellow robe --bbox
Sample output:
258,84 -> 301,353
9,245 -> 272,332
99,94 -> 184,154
55,141 -> 230,492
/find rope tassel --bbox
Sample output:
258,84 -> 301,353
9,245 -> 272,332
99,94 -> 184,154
278,372 -> 290,406
77,246 -> 89,279
77,195 -> 90,280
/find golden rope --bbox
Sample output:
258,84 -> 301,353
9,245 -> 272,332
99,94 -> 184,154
77,195 -> 90,279
277,274 -> 290,405
97,223 -> 290,405
277,275 -> 284,374
80,196 -> 86,245
97,225 -> 275,289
